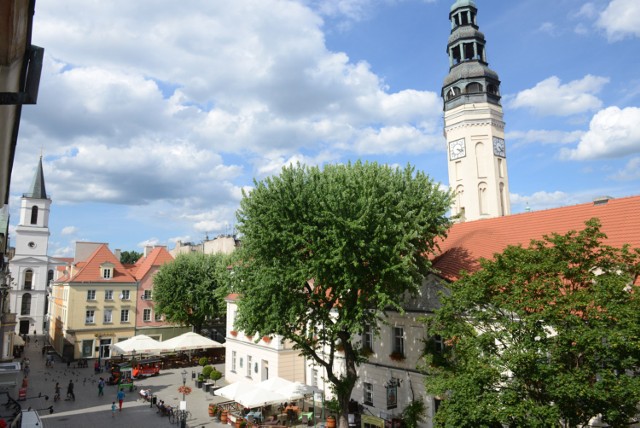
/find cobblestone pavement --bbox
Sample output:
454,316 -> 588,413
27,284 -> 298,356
16,336 -> 231,428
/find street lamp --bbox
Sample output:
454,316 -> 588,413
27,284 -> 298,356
180,369 -> 188,428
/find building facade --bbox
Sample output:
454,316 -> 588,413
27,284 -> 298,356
132,246 -> 190,340
442,0 -> 510,222
48,242 -> 138,361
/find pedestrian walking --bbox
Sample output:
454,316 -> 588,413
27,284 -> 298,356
54,383 -> 60,402
98,377 -> 105,396
111,402 -> 117,417
67,380 -> 75,401
117,388 -> 125,411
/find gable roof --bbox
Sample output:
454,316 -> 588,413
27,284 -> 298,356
433,195 -> 640,282
133,246 -> 174,280
64,244 -> 137,283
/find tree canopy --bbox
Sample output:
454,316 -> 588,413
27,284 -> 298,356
425,219 -> 640,428
152,252 -> 231,333
234,161 -> 452,428
119,250 -> 142,264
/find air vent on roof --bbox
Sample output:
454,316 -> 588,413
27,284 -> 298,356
593,196 -> 614,206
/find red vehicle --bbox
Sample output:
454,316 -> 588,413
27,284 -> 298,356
132,358 -> 162,378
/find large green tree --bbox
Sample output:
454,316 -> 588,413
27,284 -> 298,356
425,219 -> 640,428
119,250 -> 142,264
234,161 -> 452,428
153,252 -> 231,333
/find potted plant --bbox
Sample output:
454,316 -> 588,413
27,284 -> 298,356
209,403 -> 218,418
196,374 -> 204,388
210,367 -> 222,385
262,336 -> 272,343
361,346 -> 374,357
389,351 -> 406,362
230,330 -> 238,337
202,364 -> 214,379
199,357 -> 209,366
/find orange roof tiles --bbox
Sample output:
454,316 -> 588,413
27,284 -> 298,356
433,195 -> 640,282
133,246 -> 174,281
65,244 -> 137,283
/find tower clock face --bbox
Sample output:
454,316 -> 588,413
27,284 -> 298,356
449,138 -> 466,160
493,137 -> 506,157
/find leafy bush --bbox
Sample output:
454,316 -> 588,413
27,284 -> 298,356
210,368 -> 222,382
199,357 -> 208,366
202,365 -> 213,379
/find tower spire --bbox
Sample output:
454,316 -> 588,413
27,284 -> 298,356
24,156 -> 47,199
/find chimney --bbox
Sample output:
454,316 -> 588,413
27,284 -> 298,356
144,246 -> 153,257
593,196 -> 614,206
114,249 -> 121,261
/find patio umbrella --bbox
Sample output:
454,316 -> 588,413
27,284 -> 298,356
216,380 -> 258,402
236,387 -> 287,408
110,334 -> 163,355
259,377 -> 319,400
158,332 -> 224,352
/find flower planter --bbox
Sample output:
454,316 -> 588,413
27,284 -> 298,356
230,330 -> 238,337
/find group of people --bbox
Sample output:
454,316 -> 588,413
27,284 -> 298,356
156,399 -> 174,417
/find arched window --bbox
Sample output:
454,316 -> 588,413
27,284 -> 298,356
487,84 -> 499,95
24,270 -> 33,290
455,185 -> 465,220
30,206 -> 38,225
476,142 -> 486,178
478,182 -> 488,215
48,269 -> 54,284
466,82 -> 483,94
446,87 -> 461,100
21,293 -> 32,315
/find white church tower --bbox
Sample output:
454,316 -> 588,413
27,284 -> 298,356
9,157 -> 60,336
442,0 -> 510,222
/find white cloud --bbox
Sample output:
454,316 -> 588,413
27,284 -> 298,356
507,130 -> 584,145
511,191 -> 578,211
137,238 -> 161,248
561,106 -> 640,160
537,22 -> 557,36
610,157 -> 640,181
60,226 -> 78,236
576,3 -> 599,19
597,0 -> 640,41
510,75 -> 609,116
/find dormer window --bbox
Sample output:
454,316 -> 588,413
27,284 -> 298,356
100,262 -> 115,280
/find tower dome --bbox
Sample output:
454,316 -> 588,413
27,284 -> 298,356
451,0 -> 477,12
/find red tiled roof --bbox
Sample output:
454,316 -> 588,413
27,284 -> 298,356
433,195 -> 640,282
133,247 -> 174,280
67,244 -> 137,283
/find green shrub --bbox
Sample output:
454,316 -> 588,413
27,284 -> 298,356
202,365 -> 213,379
210,368 -> 222,383
199,357 -> 208,366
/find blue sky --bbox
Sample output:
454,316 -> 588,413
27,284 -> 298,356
8,0 -> 640,256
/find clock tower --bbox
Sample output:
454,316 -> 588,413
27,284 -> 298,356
442,0 -> 510,221
9,157 -> 61,336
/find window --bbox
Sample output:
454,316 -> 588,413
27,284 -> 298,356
363,325 -> 374,352
120,309 -> 129,323
154,312 -> 163,322
143,290 -> 152,300
101,262 -> 114,280
121,290 -> 130,300
105,290 -> 113,300
23,270 -> 33,290
393,327 -> 404,356
364,382 -> 373,406
20,293 -> 32,315
30,206 -> 38,225
47,269 -> 54,284
466,82 -> 483,93
143,309 -> 151,322
231,351 -> 237,372
247,355 -> 252,377
86,310 -> 95,324
82,340 -> 93,358
104,309 -> 113,323
87,290 -> 96,301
